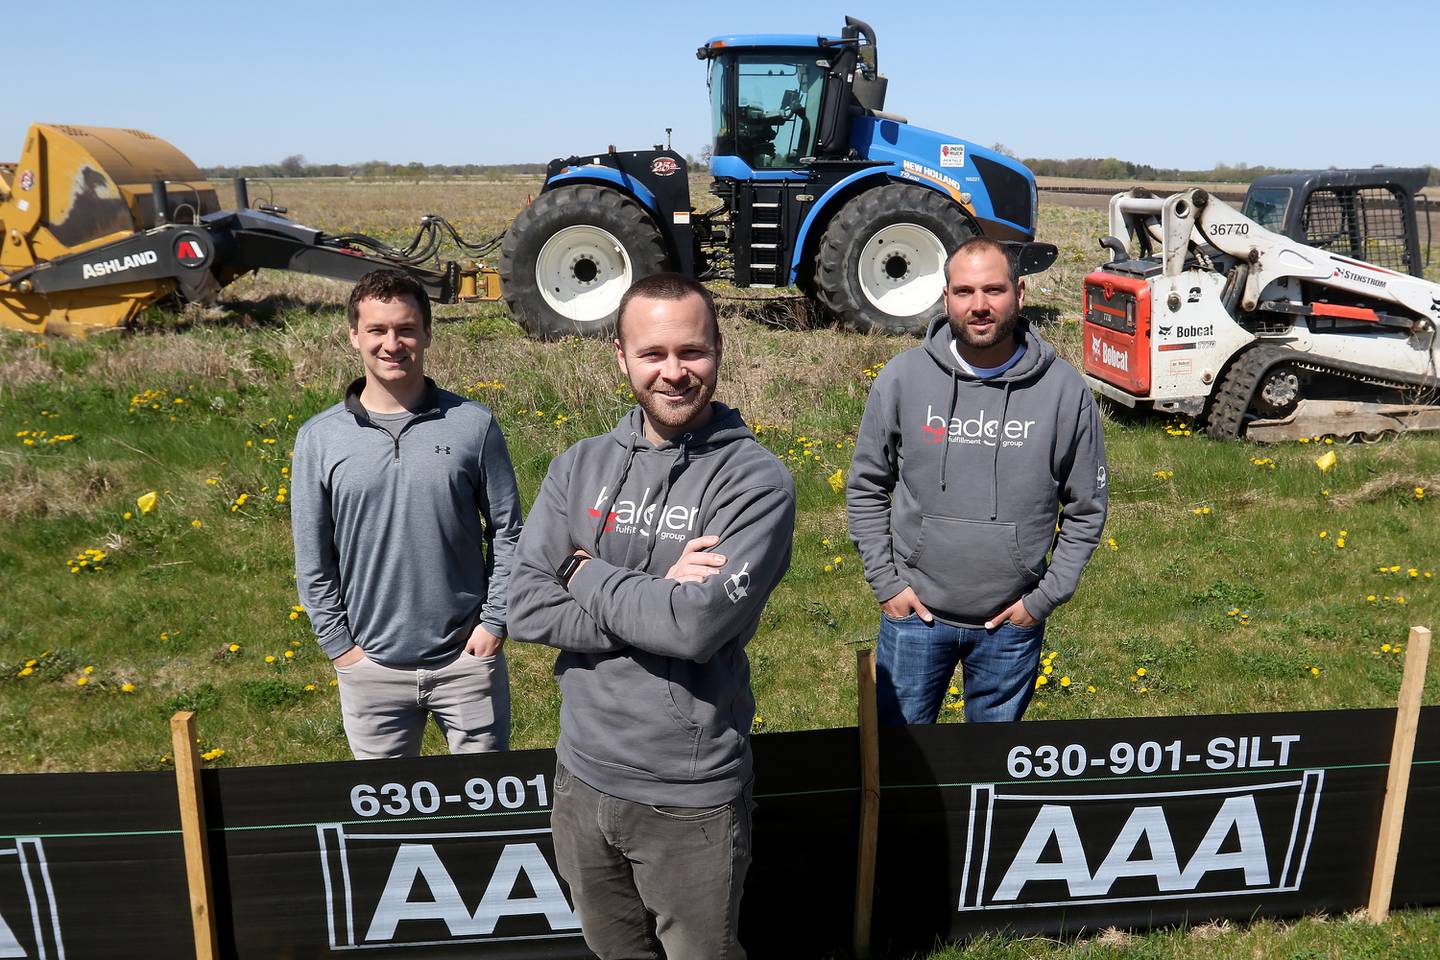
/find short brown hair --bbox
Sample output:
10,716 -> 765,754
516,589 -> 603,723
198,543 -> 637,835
616,273 -> 718,345
944,236 -> 1020,287
347,269 -> 431,331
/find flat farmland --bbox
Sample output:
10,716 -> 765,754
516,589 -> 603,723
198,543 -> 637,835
2,176 -> 1437,957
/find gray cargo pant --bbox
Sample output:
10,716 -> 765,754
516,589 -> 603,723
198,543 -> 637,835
334,650 -> 509,758
550,761 -> 753,959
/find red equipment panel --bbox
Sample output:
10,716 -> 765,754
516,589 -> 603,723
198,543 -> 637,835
1082,270 -> 1151,396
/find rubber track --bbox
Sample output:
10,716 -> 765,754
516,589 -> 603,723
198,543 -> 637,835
1202,342 -> 1440,439
1201,344 -> 1297,440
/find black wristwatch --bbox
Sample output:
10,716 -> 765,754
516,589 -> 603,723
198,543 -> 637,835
556,554 -> 586,587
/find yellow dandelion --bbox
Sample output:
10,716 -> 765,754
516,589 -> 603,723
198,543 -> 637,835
191,519 -> 202,528
1136,667 -> 1147,677
264,655 -> 276,664
121,682 -> 136,693
228,643 -> 240,653
1086,684 -> 1097,693
1059,676 -> 1072,688
136,490 -> 158,514
75,677 -> 89,687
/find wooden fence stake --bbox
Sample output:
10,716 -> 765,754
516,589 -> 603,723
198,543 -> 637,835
171,710 -> 220,959
1367,625 -> 1431,922
854,649 -> 880,960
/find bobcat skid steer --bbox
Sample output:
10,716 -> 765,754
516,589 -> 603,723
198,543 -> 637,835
1081,173 -> 1439,441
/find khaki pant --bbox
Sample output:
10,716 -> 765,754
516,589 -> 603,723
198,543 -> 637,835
334,650 -> 509,758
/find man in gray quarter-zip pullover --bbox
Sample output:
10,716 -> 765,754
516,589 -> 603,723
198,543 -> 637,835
848,237 -> 1108,726
292,270 -> 522,758
509,274 -> 795,959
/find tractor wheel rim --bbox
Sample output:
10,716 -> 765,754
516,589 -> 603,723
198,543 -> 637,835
536,225 -> 633,324
856,222 -> 947,317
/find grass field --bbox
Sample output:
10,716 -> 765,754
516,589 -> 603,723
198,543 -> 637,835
1,179 -> 1437,956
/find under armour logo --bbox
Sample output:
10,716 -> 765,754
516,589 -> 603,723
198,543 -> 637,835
1097,466 -> 1108,490
435,445 -> 451,455
724,563 -> 752,603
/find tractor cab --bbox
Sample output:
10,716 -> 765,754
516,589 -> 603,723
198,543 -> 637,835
706,44 -> 824,171
1242,167 -> 1431,277
699,16 -> 888,176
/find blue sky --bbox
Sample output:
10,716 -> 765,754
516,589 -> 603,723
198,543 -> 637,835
13,1 -> 1436,170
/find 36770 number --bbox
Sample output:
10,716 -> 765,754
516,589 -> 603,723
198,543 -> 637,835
350,774 -> 549,818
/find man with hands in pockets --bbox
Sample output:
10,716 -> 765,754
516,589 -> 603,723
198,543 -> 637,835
847,237 -> 1107,726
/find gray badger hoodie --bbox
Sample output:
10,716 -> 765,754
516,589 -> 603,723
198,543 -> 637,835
847,317 -> 1107,627
508,403 -> 794,807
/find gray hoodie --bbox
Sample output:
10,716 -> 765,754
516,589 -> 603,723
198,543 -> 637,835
847,318 -> 1107,627
508,403 -> 795,807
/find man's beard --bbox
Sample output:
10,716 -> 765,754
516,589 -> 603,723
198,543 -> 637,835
635,377 -> 716,433
952,306 -> 1019,350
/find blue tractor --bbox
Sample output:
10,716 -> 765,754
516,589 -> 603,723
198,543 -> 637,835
500,17 -> 1044,338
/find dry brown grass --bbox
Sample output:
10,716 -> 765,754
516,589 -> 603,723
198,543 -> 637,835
0,454 -> 117,521
1330,471 -> 1440,507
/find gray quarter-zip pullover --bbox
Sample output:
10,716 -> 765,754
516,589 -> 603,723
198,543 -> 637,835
292,378 -> 523,668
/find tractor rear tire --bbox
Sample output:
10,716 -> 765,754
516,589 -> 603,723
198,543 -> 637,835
815,183 -> 977,335
500,184 -> 667,339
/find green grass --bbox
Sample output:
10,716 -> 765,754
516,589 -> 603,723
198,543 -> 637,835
0,197 -> 1435,956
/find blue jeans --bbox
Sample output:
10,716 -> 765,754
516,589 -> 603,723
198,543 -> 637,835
875,613 -> 1045,724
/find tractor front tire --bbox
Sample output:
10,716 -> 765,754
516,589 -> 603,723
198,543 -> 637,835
500,184 -> 667,339
815,183 -> 977,335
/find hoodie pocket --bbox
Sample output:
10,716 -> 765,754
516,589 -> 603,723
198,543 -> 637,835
905,516 -> 1040,619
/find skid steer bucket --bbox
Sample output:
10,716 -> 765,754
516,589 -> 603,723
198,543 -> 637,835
0,123 -> 218,335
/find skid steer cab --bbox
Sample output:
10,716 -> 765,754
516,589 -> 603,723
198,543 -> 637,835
1082,172 -> 1440,443
500,16 -> 1052,339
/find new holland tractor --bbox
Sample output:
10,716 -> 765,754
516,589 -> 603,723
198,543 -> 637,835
1081,168 -> 1440,442
500,16 -> 1043,338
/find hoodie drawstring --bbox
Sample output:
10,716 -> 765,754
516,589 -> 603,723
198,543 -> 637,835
991,380 -> 1013,520
592,432 -> 640,554
939,368 -> 959,492
643,435 -> 690,569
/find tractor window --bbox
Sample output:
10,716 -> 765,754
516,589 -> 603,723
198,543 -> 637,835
1242,187 -> 1291,232
710,53 -> 823,171
1302,187 -> 1410,272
